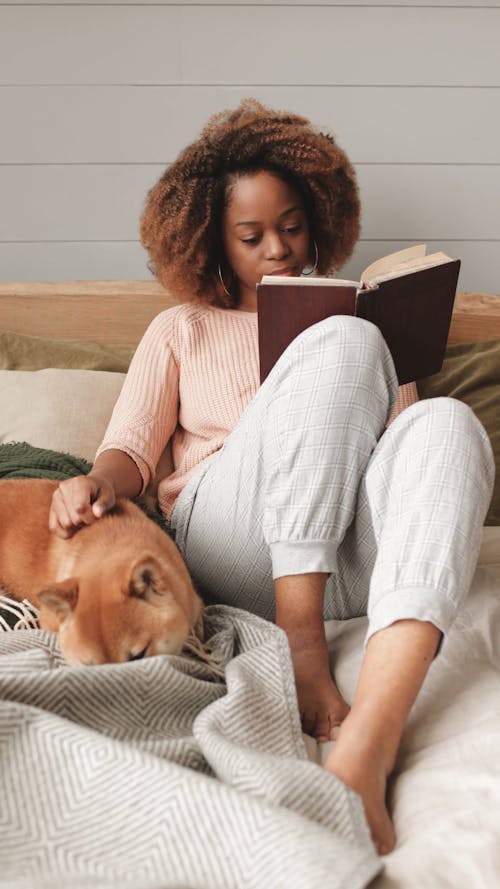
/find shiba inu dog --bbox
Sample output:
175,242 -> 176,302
0,478 -> 203,666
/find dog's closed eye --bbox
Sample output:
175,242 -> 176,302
127,645 -> 149,662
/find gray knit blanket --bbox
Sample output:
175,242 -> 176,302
0,605 -> 381,889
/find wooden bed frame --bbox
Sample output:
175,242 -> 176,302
0,281 -> 499,347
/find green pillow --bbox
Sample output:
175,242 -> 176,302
0,329 -> 135,372
418,340 -> 500,526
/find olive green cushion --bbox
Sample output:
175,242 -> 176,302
0,329 -> 134,464
418,340 -> 500,525
0,329 -> 134,372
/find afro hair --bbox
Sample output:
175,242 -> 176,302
140,98 -> 361,308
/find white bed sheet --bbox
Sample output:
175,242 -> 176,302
305,526 -> 500,887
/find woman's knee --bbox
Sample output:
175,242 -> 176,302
259,316 -> 399,434
392,396 -> 495,485
400,395 -> 486,438
297,315 -> 389,360
274,316 -> 397,396
438,397 -> 494,483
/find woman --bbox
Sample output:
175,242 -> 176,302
49,99 -> 494,854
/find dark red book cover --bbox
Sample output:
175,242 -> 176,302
257,260 -> 460,385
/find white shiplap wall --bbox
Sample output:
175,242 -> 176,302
0,1 -> 499,292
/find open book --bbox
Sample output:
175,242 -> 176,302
257,245 -> 460,385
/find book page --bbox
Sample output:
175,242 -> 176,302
361,245 -> 427,283
363,251 -> 452,286
260,275 -> 359,287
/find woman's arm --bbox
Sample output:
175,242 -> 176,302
88,448 -> 143,500
49,449 -> 143,539
49,308 -> 181,538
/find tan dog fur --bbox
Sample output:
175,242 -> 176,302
0,478 -> 203,666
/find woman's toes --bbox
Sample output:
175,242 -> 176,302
312,710 -> 332,742
373,813 -> 396,856
317,714 -> 343,743
329,721 -> 342,741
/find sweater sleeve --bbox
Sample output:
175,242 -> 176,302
95,309 -> 180,491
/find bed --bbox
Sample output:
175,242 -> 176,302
0,281 -> 499,889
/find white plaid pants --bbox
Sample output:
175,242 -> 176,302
171,317 -> 494,644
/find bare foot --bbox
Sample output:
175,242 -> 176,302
288,637 -> 350,742
324,717 -> 396,856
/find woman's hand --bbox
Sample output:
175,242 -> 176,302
49,474 -> 116,538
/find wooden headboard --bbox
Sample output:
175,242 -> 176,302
0,281 -> 499,348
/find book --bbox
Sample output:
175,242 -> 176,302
257,245 -> 460,386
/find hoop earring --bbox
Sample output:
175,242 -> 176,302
302,241 -> 319,277
218,264 -> 232,298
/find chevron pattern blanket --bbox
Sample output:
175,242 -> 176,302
0,606 -> 381,889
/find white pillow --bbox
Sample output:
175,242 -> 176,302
0,368 -> 125,463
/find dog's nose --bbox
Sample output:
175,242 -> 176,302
127,645 -> 149,662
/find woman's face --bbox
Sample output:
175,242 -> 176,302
222,170 -> 311,311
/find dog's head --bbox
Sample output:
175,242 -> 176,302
37,553 -> 204,666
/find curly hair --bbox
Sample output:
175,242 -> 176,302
140,99 -> 361,308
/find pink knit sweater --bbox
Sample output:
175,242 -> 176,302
96,303 -> 417,518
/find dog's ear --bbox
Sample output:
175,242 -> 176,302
127,557 -> 170,602
37,578 -> 79,622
